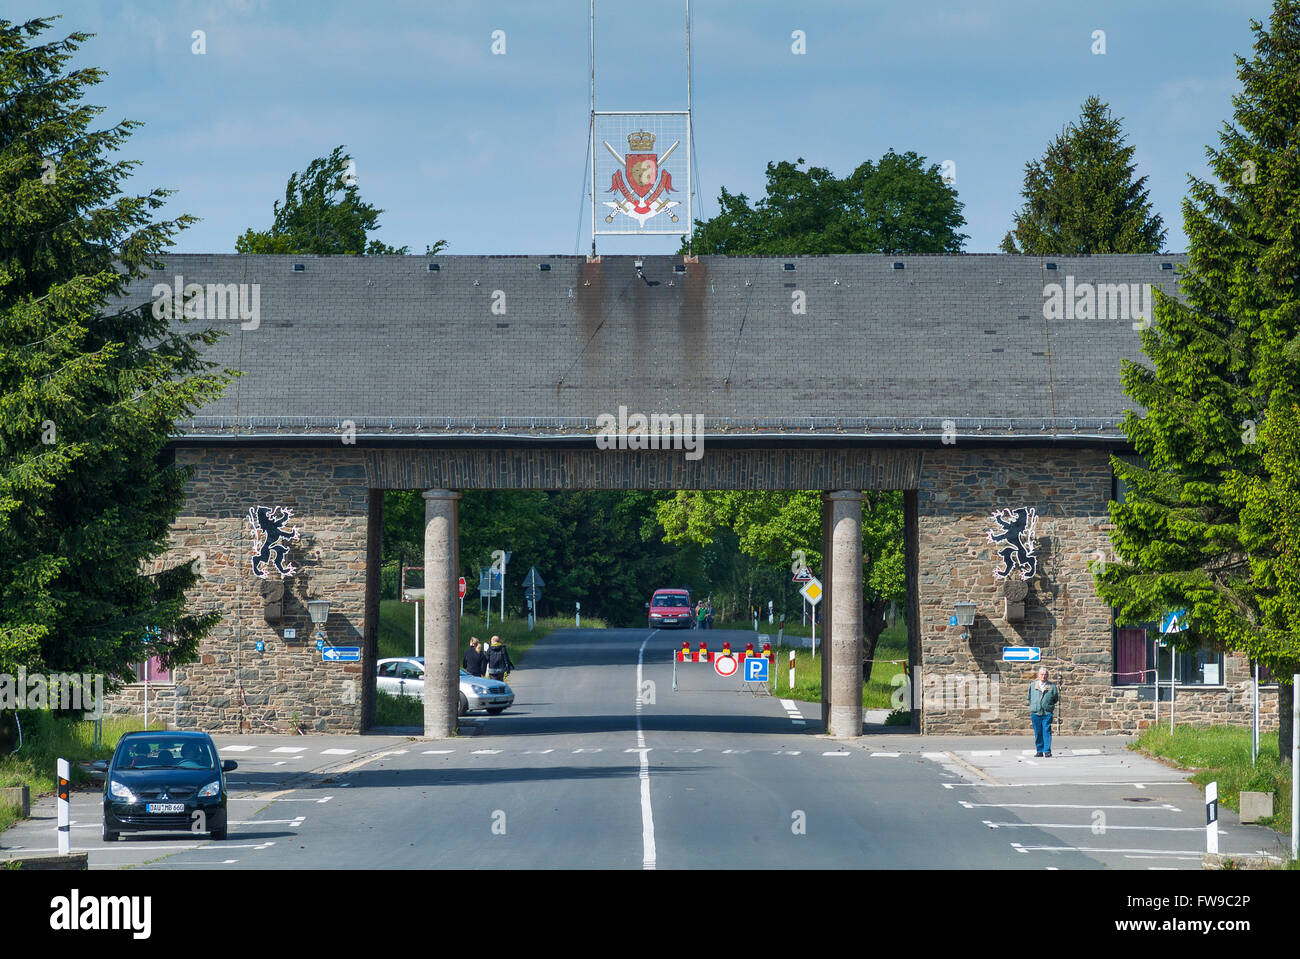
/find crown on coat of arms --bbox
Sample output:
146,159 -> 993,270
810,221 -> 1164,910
627,130 -> 656,152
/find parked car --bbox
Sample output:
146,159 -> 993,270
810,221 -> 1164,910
100,731 -> 237,842
646,588 -> 694,629
376,657 -> 514,717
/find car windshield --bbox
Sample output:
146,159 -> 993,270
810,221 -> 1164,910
118,738 -> 215,770
655,594 -> 689,607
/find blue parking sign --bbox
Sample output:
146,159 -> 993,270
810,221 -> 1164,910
745,657 -> 769,682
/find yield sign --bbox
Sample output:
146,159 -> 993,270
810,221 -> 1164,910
792,566 -> 813,583
800,577 -> 823,606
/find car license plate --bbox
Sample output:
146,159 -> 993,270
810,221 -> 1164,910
146,803 -> 185,814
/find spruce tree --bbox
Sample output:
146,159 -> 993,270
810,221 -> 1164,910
1096,1 -> 1300,758
1001,96 -> 1166,254
0,17 -> 229,684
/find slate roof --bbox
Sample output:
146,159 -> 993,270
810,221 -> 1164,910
118,253 -> 1185,443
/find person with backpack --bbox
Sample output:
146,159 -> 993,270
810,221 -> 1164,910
462,637 -> 486,677
486,635 -> 515,680
1028,666 -> 1060,757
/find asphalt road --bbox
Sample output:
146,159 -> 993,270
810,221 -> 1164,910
2,627 -> 1287,869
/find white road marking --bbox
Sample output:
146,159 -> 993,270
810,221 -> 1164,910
941,780 -> 1183,788
1014,843 -> 1213,856
636,631 -> 657,871
871,752 -> 901,757
959,801 -> 1181,812
320,748 -> 356,755
523,749 -> 555,754
923,752 -> 948,761
270,746 -> 307,754
822,751 -> 850,757
221,745 -> 257,752
775,750 -> 802,755
471,749 -> 501,755
273,761 -> 286,766
985,821 -> 1213,832
229,796 -> 333,804
1128,856 -> 1202,862
969,750 -> 1001,757
423,750 -> 455,754
375,750 -> 409,757
572,748 -> 603,753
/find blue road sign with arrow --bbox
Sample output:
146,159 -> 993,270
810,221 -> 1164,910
1002,647 -> 1041,662
745,657 -> 770,682
323,647 -> 360,662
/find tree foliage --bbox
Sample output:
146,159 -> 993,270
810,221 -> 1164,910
0,17 -> 229,682
235,145 -> 441,255
1095,1 -> 1300,756
1001,96 -> 1166,254
687,150 -> 967,255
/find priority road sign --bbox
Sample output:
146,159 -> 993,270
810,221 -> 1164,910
1002,647 -> 1041,662
323,646 -> 361,662
714,654 -> 739,678
744,657 -> 770,683
800,577 -> 823,606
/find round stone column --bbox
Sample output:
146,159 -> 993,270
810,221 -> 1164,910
422,489 -> 461,738
827,490 -> 863,739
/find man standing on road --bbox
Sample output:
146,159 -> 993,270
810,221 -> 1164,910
1028,666 -> 1060,757
486,635 -> 515,681
696,600 -> 708,631
463,637 -> 486,677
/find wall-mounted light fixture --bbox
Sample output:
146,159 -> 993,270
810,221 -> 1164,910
954,602 -> 977,641
307,599 -> 331,641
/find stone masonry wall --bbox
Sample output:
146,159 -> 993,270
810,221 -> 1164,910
102,447 -> 372,733
916,447 -> 1279,735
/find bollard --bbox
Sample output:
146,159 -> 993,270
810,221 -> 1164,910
1205,781 -> 1218,855
789,650 -> 796,691
57,758 -> 71,855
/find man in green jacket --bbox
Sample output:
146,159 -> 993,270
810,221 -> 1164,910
1028,666 -> 1060,757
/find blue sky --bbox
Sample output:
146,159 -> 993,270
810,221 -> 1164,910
9,1 -> 1278,255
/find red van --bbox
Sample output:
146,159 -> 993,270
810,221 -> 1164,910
647,588 -> 694,629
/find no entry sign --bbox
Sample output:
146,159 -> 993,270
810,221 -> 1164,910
714,654 -> 738,678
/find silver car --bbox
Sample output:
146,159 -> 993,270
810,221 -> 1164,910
376,657 -> 515,717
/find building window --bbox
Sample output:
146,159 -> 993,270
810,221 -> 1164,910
1115,627 -> 1149,686
1167,639 -> 1224,687
131,656 -> 172,684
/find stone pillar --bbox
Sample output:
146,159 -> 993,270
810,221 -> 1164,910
422,489 -> 461,738
827,490 -> 863,738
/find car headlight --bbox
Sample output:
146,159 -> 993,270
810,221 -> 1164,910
650,614 -> 662,618
470,684 -> 488,694
198,781 -> 221,798
108,780 -> 137,803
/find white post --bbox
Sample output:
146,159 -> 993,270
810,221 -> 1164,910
575,601 -> 581,629
789,650 -> 796,691
811,614 -> 817,657
1154,653 -> 1159,727
802,597 -> 807,627
1205,781 -> 1218,855
57,757 -> 70,855
144,669 -> 150,730
1291,674 -> 1298,861
414,599 -> 420,658
1170,672 -> 1175,734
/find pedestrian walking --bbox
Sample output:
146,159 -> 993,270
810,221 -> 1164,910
462,637 -> 486,677
1028,666 -> 1060,757
696,600 -> 708,631
486,635 -> 515,680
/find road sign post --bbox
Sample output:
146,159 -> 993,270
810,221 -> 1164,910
800,577 -> 822,656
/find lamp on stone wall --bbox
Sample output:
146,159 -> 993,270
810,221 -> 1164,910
954,601 -> 977,642
307,599 -> 330,641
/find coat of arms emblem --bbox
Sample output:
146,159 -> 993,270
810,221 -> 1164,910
603,131 -> 680,227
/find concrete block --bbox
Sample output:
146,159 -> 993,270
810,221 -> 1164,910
1239,790 -> 1273,823
0,785 -> 29,818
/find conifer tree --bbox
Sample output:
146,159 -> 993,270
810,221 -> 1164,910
0,17 -> 228,683
1096,1 -> 1300,758
1001,96 -> 1166,254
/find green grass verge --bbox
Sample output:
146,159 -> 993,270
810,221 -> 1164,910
379,599 -> 606,667
374,689 -> 423,727
1131,724 -> 1294,842
693,623 -> 910,710
0,712 -> 161,834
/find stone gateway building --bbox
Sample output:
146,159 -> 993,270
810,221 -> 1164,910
103,254 -> 1279,737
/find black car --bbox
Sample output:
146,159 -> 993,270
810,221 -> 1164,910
101,731 -> 237,841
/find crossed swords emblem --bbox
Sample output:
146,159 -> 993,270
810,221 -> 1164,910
603,139 -> 680,223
